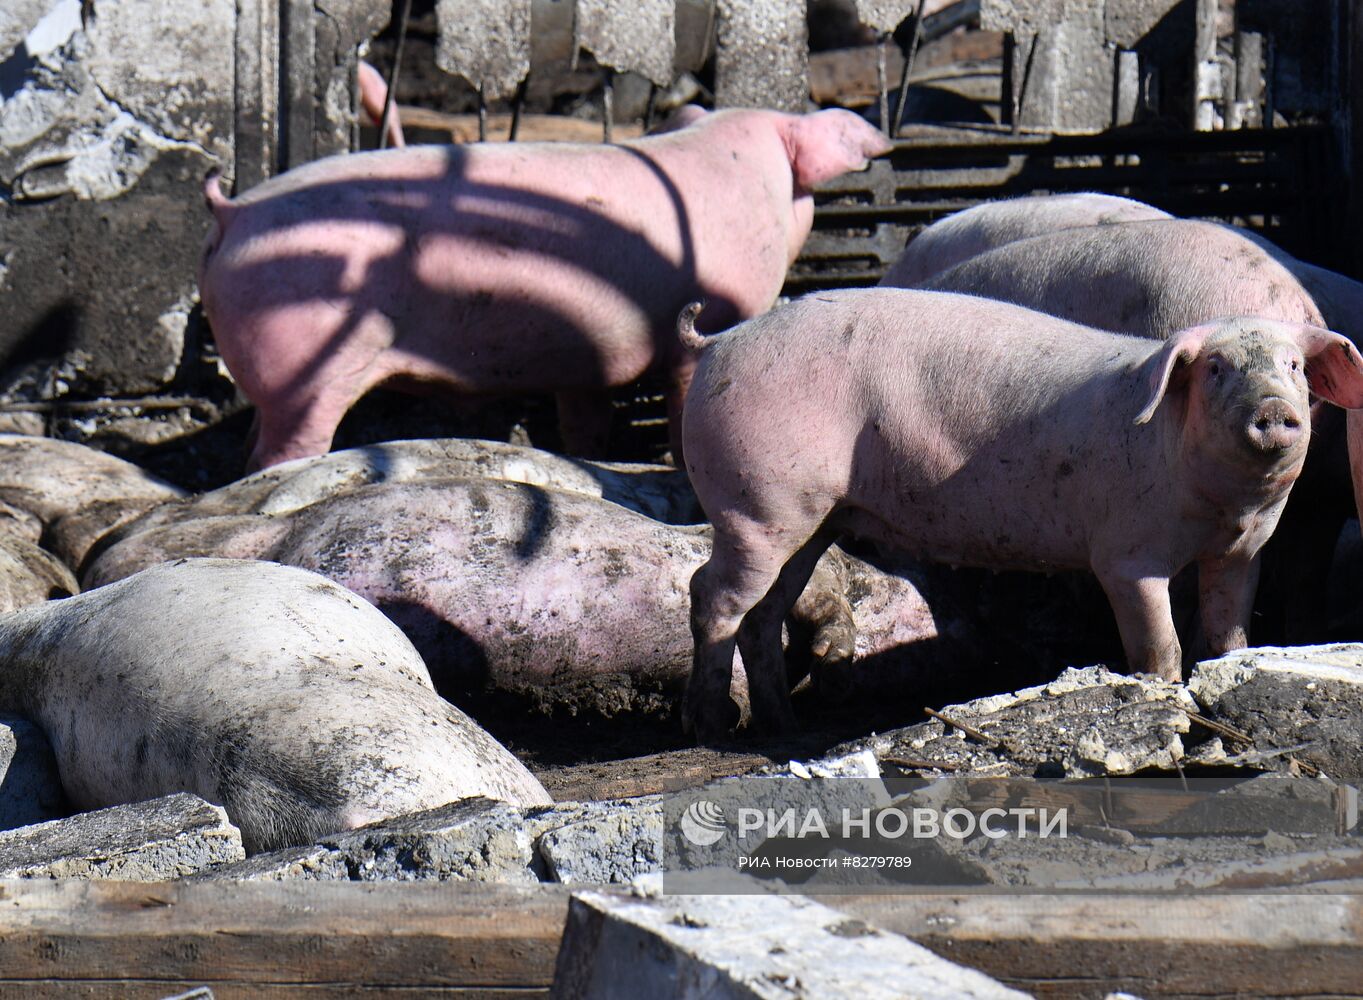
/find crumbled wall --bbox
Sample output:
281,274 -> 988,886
0,0 -> 232,396
0,0 -> 391,402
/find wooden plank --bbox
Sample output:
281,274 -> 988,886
0,983 -> 543,999
536,747 -> 772,802
827,893 -> 1363,999
3,882 -> 1360,997
0,881 -> 577,990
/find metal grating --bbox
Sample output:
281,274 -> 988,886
785,123 -> 1341,295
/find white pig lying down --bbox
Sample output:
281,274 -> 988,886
84,480 -> 962,720
0,559 -> 550,853
0,434 -> 184,570
886,213 -> 1352,643
677,290 -> 1363,741
90,437 -> 701,575
198,106 -> 892,470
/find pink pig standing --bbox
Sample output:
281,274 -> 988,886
199,108 -> 892,470
678,290 -> 1363,740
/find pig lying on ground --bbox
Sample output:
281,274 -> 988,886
888,217 -> 1343,642
0,558 -> 550,853
678,291 -> 1363,739
85,480 -> 957,718
200,107 -> 893,470
881,193 -> 1172,287
96,438 -> 700,571
0,435 -> 184,570
0,535 -> 78,611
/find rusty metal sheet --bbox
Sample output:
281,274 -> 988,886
715,0 -> 809,111
575,0 -> 675,87
434,0 -> 531,100
854,0 -> 918,35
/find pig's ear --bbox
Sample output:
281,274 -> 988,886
786,109 -> 894,192
648,104 -> 708,136
1294,325 -> 1363,409
1134,324 -> 1214,425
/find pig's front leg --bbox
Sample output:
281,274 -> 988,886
1195,552 -> 1259,658
1093,559 -> 1182,681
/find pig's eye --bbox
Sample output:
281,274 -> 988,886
1207,359 -> 1222,377
1290,359 -> 1300,372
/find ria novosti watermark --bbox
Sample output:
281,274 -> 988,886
681,798 -> 1067,847
661,774 -> 1358,894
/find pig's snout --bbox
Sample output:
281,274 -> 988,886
1245,397 -> 1303,454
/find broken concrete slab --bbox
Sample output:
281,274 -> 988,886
0,12 -> 218,395
539,798 -> 663,885
204,797 -> 598,883
204,795 -> 668,886
715,0 -> 809,112
0,0 -> 61,57
83,0 -> 234,163
0,714 -> 68,831
854,1 -> 917,35
575,0 -> 675,88
1189,645 -> 1363,783
832,666 -> 1197,778
550,881 -> 1031,999
435,0 -> 531,100
0,793 -> 243,879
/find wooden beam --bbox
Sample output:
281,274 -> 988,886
0,880 -> 577,995
0,882 -> 1359,997
828,893 -> 1363,998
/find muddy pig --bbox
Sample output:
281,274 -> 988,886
0,558 -> 550,853
0,435 -> 184,570
85,479 -> 960,718
98,438 -> 700,569
882,193 -> 1172,287
678,290 -> 1363,740
199,108 -> 892,470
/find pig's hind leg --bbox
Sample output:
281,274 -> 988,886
246,397 -> 346,472
686,520 -> 810,742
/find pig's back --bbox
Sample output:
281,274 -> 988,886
922,219 -> 1323,338
689,289 -> 1158,569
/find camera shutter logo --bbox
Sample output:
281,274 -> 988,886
679,799 -> 727,846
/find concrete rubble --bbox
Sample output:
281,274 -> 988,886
199,796 -> 665,886
0,0 -> 231,396
0,646 -> 1346,896
1187,645 -> 1363,782
832,666 -> 1199,777
0,792 -> 244,879
549,878 -> 1032,999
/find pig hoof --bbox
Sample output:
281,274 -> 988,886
810,621 -> 855,667
682,693 -> 742,745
